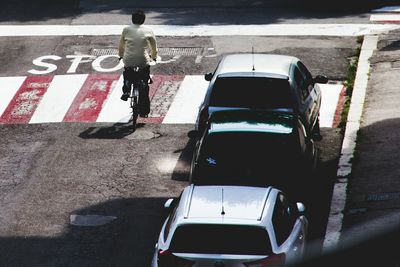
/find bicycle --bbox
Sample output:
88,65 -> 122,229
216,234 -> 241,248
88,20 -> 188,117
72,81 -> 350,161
120,57 -> 157,127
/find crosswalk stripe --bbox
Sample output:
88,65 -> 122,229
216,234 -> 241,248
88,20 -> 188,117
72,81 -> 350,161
319,84 -> 344,127
63,74 -> 119,122
370,14 -> 400,24
0,76 -> 53,124
29,75 -> 87,123
163,75 -> 209,124
0,77 -> 26,118
96,75 -> 128,123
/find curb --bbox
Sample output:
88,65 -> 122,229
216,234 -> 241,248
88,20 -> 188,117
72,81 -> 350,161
322,35 -> 379,250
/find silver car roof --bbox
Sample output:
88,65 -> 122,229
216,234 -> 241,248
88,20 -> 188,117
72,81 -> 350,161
217,54 -> 298,77
173,185 -> 277,226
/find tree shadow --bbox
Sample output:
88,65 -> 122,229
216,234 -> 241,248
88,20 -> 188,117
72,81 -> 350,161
0,197 -> 170,267
1,0 -> 397,23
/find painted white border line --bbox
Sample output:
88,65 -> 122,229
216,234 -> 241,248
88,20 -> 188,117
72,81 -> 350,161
370,14 -> 400,23
0,24 -> 400,37
323,35 -> 379,250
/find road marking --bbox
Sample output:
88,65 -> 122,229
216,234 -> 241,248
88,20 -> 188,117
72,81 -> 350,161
0,24 -> 399,37
0,74 -> 343,126
0,76 -> 53,124
63,74 -> 119,122
142,75 -> 184,123
370,14 -> 400,24
30,75 -> 87,123
0,77 -> 26,118
319,83 -> 344,127
163,75 -> 209,124
96,75 -> 127,123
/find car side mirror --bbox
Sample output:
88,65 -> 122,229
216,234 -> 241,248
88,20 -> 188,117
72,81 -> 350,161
204,72 -> 213,81
296,202 -> 306,214
313,75 -> 328,84
164,198 -> 175,209
187,130 -> 200,139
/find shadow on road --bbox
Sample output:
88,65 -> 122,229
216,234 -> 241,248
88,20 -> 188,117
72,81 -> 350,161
78,122 -> 143,139
1,0 -> 398,23
0,197 -> 169,267
170,135 -> 196,182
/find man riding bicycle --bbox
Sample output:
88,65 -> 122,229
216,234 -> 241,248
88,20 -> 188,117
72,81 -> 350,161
118,10 -> 158,118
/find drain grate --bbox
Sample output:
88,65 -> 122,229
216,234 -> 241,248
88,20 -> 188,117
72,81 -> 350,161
90,48 -> 118,56
366,192 -> 400,201
89,47 -> 203,57
158,47 -> 203,56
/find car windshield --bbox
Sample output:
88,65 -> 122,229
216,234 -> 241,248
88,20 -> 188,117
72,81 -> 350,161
170,224 -> 272,255
210,77 -> 293,109
195,132 -> 300,186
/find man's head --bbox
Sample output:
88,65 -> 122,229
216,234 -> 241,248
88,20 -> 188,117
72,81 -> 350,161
132,10 -> 146,25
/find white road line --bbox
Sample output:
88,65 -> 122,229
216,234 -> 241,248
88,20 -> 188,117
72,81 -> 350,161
0,76 -> 25,118
0,24 -> 399,37
30,74 -> 88,123
319,83 -> 343,127
370,14 -> 400,23
96,75 -> 131,123
162,75 -> 209,124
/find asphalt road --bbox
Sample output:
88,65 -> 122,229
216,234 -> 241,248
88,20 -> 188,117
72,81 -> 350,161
0,1 -> 368,266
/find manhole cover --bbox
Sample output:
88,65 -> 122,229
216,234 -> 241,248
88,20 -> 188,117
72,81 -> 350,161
126,130 -> 161,140
70,214 -> 117,226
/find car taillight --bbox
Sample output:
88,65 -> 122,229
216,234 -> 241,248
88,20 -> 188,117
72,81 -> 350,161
244,253 -> 286,267
157,249 -> 194,267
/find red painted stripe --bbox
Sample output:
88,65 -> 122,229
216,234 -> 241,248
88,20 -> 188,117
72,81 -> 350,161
63,74 -> 120,122
332,86 -> 346,128
138,75 -> 184,123
0,76 -> 53,124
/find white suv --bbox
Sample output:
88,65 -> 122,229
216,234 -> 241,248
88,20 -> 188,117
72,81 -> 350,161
151,185 -> 308,267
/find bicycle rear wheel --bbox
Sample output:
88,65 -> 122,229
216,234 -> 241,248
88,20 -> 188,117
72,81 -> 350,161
130,85 -> 139,127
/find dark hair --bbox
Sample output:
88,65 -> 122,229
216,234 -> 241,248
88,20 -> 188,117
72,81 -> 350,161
132,10 -> 146,25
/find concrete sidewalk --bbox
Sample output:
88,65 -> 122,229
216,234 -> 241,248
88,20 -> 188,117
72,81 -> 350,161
340,28 -> 400,241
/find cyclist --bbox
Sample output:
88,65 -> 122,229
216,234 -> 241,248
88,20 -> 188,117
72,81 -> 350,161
118,10 -> 158,118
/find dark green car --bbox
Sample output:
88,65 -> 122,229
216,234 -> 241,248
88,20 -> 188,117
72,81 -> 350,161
189,109 -> 318,195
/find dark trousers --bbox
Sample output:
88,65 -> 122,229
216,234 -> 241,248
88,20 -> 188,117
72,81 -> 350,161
122,66 -> 151,116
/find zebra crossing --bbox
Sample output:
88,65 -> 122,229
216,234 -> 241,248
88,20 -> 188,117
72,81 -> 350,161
0,74 -> 344,127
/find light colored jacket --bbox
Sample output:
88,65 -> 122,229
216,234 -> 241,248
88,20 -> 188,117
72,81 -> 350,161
118,24 -> 158,68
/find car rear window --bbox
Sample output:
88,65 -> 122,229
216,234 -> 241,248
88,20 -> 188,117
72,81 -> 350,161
210,77 -> 293,108
195,132 -> 300,186
170,224 -> 272,255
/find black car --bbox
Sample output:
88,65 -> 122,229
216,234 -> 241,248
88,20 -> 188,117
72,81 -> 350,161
195,53 -> 328,140
189,109 -> 318,195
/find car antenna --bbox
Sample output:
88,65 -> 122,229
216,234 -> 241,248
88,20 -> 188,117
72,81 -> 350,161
252,46 -> 255,71
221,188 -> 225,216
